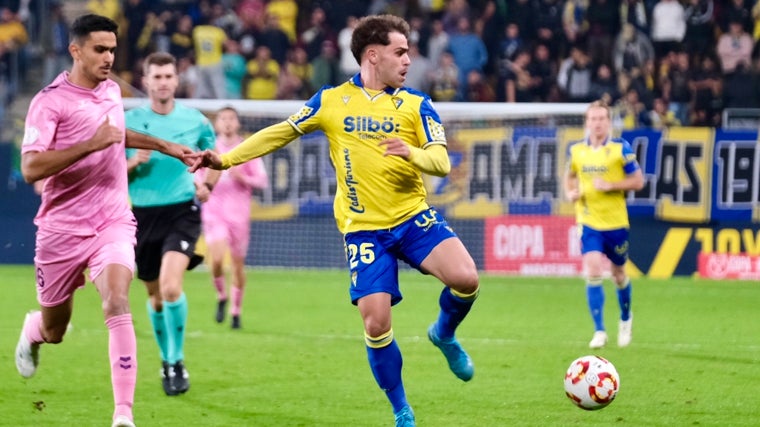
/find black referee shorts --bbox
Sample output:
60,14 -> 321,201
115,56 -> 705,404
133,199 -> 201,282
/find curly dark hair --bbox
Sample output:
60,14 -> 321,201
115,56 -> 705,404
350,14 -> 410,64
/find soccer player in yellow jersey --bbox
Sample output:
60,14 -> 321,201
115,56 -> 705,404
188,14 -> 479,427
564,100 -> 644,349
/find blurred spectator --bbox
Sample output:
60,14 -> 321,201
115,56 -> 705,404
651,0 -> 686,59
281,46 -> 312,99
169,14 -> 195,60
236,0 -> 266,34
176,56 -> 199,98
557,45 -> 593,102
661,51 -> 693,125
503,49 -> 534,102
716,20 -> 753,76
684,0 -> 715,59
466,70 -> 496,102
562,0 -> 589,56
318,0 -> 367,34
121,0 -> 150,71
614,87 -> 651,128
427,19 -> 449,69
441,0 -> 470,34
498,22 -> 524,64
613,23 -> 655,76
244,45 -> 279,100
690,55 -> 723,126
530,43 -> 557,102
222,39 -> 247,99
86,0 -> 121,22
649,97 -> 681,128
309,39 -> 340,89
193,18 -> 227,98
620,0 -> 649,35
430,51 -> 459,102
300,6 -> 335,62
211,2 -> 243,38
259,13 -> 291,65
266,0 -> 297,43
722,62 -> 757,108
40,2 -> 70,86
0,6 -> 27,104
587,0 -> 621,68
478,0 -> 508,76
590,63 -> 620,105
447,16 -> 488,101
337,16 -> 360,81
135,11 -> 172,56
534,0 -> 564,60
509,0 -> 536,42
720,0 -> 752,33
405,42 -> 433,93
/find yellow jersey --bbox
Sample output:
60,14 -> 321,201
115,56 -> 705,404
222,75 -> 448,234
568,138 -> 640,230
192,25 -> 226,66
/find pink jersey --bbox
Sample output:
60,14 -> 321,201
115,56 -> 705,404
200,134 -> 268,227
21,72 -> 133,236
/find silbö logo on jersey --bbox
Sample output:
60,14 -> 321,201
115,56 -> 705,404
582,165 -> 609,174
343,148 -> 364,213
343,116 -> 399,140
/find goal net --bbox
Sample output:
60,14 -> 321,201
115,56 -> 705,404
122,98 -> 587,272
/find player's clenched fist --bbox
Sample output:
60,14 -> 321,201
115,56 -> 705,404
89,117 -> 123,150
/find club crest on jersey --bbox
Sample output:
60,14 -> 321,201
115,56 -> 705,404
391,97 -> 403,109
342,96 -> 350,104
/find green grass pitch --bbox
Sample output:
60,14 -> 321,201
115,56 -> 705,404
1,265 -> 759,426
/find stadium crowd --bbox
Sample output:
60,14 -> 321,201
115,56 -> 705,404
2,0 -> 760,128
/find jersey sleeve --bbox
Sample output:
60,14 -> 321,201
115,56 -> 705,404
286,88 -> 325,134
21,95 -> 59,154
620,140 -> 640,174
416,96 -> 446,149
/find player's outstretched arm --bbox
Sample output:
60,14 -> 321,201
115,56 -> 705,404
21,118 -> 123,183
186,150 -> 223,172
125,129 -> 194,165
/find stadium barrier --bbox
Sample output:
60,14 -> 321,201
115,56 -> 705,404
3,101 -> 759,278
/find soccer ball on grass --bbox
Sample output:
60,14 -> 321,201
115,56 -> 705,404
564,355 -> 620,410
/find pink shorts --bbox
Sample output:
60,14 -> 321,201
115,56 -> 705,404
202,218 -> 250,259
34,219 -> 136,307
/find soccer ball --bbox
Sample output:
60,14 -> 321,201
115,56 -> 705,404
564,355 -> 620,410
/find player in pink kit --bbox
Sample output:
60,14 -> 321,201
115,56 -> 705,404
14,14 -> 190,427
202,107 -> 268,329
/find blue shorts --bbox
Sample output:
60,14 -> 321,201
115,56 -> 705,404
580,225 -> 629,266
344,208 -> 457,306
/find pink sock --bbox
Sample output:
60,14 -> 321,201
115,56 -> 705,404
213,276 -> 227,301
24,311 -> 44,344
105,314 -> 137,421
231,286 -> 243,316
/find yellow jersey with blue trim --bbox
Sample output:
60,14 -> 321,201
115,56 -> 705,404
288,75 -> 448,233
568,137 -> 640,230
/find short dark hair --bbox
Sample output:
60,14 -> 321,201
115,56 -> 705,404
350,14 -> 410,64
70,14 -> 118,43
143,51 -> 177,75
